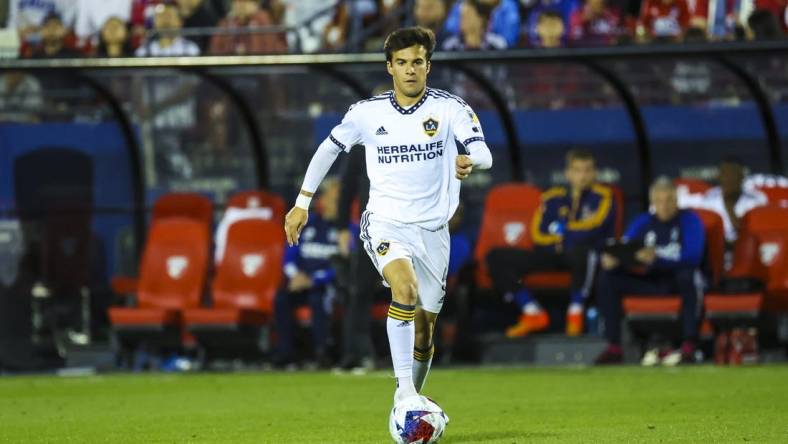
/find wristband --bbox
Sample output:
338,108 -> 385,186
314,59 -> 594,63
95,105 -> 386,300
295,194 -> 312,210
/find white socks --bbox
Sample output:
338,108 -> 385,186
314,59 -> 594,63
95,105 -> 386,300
387,302 -> 417,401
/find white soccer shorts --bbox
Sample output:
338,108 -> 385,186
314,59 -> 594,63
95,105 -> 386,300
359,211 -> 449,314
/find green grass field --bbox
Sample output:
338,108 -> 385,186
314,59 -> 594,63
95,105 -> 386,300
1,366 -> 787,443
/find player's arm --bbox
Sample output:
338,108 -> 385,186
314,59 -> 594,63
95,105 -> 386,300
531,190 -> 564,246
452,103 -> 492,180
285,106 -> 361,246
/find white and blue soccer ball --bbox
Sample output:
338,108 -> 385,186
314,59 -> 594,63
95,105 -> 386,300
388,395 -> 448,444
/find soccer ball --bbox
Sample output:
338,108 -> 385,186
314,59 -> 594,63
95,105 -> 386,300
388,395 -> 448,444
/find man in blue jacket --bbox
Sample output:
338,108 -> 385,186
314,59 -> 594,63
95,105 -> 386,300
487,150 -> 617,337
595,177 -> 705,365
274,179 -> 341,367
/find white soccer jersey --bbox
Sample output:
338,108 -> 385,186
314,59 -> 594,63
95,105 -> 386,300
324,87 -> 491,230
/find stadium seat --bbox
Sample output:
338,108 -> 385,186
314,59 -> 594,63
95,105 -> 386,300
227,190 -> 286,221
714,206 -> 788,314
622,208 -> 724,343
473,183 -> 542,289
183,218 -> 285,359
756,186 -> 788,208
675,178 -> 712,195
151,192 -> 213,227
109,218 -> 210,355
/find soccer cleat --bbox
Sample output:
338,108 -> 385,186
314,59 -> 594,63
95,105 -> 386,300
661,341 -> 698,367
594,344 -> 624,365
565,311 -> 584,336
505,311 -> 549,338
640,347 -> 669,366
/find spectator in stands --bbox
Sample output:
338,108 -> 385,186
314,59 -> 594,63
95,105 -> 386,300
595,177 -> 705,365
678,158 -> 767,243
414,0 -> 450,48
73,0 -> 133,48
96,16 -> 133,57
0,71 -> 43,123
209,0 -> 287,55
321,0 -> 384,52
532,10 -> 567,47
176,0 -> 220,51
568,0 -> 622,46
746,8 -> 783,39
273,178 -> 341,368
443,0 -> 508,50
487,150 -> 617,337
7,0 -> 76,45
444,0 -> 520,47
273,0 -> 335,52
136,2 -> 201,56
524,0 -> 578,47
638,0 -> 691,43
29,12 -> 81,58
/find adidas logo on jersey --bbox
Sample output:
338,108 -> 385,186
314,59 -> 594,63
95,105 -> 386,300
375,126 -> 388,135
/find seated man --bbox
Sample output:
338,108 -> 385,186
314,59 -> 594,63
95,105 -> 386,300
487,149 -> 616,337
595,177 -> 705,365
273,179 -> 340,367
678,157 -> 767,244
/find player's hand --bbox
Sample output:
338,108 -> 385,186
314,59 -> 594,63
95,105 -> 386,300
455,155 -> 473,180
635,247 -> 657,265
601,253 -> 619,270
284,206 -> 308,246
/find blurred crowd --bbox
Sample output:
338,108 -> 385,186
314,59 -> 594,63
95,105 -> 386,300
1,0 -> 786,60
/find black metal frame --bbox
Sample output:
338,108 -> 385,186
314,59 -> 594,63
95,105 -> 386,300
3,41 -> 787,258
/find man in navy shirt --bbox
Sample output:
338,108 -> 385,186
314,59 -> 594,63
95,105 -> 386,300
487,150 -> 617,337
274,179 -> 341,367
595,177 -> 705,365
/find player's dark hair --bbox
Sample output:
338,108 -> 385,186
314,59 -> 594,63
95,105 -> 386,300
384,26 -> 436,62
566,149 -> 595,166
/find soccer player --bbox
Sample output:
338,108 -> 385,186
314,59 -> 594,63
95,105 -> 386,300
284,26 -> 492,404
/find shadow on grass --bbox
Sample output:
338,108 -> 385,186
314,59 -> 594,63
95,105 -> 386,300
446,430 -> 559,443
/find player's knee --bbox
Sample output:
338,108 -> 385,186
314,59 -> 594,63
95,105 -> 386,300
391,280 -> 418,306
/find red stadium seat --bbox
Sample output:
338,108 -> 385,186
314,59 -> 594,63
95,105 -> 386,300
227,190 -> 286,222
109,218 -> 210,351
695,209 -> 725,285
756,186 -> 788,208
717,206 -> 788,313
183,218 -> 286,358
622,209 -> 724,336
674,178 -> 712,195
473,183 -> 542,289
152,192 -> 213,227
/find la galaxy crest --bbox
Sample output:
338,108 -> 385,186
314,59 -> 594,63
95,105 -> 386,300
422,117 -> 439,137
376,241 -> 390,256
